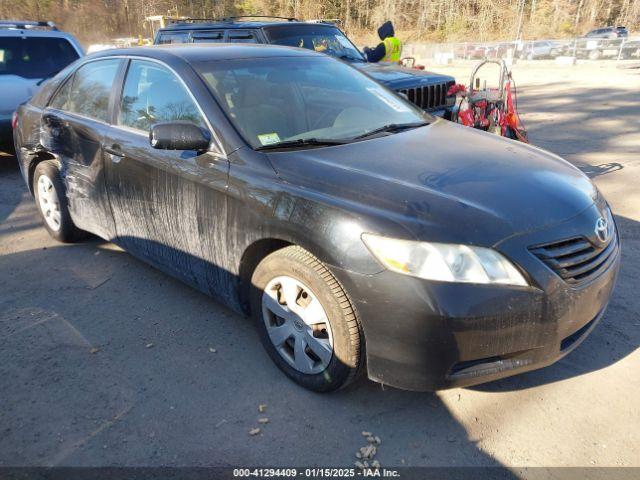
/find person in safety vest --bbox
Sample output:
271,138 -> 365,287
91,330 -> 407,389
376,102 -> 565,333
363,21 -> 402,63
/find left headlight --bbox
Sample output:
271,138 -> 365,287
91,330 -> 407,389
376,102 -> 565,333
362,233 -> 528,286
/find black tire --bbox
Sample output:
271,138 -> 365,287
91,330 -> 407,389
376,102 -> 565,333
250,246 -> 364,392
32,160 -> 84,243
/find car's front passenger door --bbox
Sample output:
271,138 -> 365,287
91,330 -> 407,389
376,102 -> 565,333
103,59 -> 230,298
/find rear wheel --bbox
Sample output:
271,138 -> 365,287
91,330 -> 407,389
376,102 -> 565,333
33,160 -> 84,242
250,246 -> 363,392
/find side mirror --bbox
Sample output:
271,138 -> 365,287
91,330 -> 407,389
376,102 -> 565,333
149,121 -> 211,151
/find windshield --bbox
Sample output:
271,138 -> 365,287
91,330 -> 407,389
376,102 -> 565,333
195,56 -> 430,149
0,37 -> 79,79
264,25 -> 365,62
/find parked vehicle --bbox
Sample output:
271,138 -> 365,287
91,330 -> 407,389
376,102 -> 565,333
458,44 -> 492,59
574,37 -> 625,59
0,20 -> 83,152
14,45 -> 620,392
518,40 -> 561,59
584,26 -> 629,39
620,39 -> 640,59
493,42 -> 517,58
154,17 -> 456,116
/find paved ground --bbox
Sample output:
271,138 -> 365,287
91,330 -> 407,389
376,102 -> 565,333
0,62 -> 639,472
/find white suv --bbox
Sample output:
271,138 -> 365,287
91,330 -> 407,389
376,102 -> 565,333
0,21 -> 83,151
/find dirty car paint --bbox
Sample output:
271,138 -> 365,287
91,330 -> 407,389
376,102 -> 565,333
13,45 -> 620,391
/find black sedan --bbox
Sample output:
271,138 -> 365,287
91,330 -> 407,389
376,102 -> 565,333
13,45 -> 620,392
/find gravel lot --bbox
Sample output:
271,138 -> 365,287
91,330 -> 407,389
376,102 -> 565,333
0,62 -> 638,473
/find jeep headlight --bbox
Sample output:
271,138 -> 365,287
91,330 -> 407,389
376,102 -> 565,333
362,234 -> 528,286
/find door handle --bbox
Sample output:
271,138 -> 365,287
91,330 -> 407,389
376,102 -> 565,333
104,144 -> 125,163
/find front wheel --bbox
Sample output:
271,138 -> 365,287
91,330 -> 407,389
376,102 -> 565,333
250,246 -> 364,392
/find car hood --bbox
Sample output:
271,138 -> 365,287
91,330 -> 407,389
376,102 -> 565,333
266,119 -> 597,246
0,75 -> 40,117
352,62 -> 455,89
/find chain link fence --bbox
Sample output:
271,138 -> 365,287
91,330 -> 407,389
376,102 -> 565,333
402,36 -> 640,64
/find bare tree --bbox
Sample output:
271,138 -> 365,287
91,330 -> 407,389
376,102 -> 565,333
0,0 -> 637,44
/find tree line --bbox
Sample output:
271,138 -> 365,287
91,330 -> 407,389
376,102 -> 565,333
1,0 -> 638,44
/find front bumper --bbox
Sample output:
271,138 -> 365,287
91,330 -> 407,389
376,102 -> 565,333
331,206 -> 621,391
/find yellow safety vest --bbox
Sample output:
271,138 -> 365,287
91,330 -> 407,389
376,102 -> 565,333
382,37 -> 402,62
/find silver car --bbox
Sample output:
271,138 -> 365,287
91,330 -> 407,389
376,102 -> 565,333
0,21 -> 83,151
519,40 -> 561,59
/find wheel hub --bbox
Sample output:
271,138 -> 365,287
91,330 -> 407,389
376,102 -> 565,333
37,174 -> 62,232
261,275 -> 334,375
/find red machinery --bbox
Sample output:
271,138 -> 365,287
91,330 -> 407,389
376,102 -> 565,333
400,57 -> 425,70
447,59 -> 528,142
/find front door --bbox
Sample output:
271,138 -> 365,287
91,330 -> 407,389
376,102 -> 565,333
103,59 -> 231,299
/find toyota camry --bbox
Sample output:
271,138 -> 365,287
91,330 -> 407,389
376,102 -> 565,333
13,45 -> 620,392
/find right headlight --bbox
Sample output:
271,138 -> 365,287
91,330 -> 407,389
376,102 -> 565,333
362,233 -> 528,286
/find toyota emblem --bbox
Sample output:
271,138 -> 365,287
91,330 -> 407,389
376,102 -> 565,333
595,217 -> 609,244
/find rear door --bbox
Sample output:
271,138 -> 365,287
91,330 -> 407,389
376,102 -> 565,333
103,58 -> 231,297
40,58 -> 122,238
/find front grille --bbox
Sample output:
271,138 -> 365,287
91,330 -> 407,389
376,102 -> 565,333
398,81 -> 453,110
529,234 -> 618,285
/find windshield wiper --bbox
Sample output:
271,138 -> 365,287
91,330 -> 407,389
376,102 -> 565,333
351,122 -> 429,140
255,138 -> 348,151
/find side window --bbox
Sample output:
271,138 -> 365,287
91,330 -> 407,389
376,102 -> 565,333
227,30 -> 259,44
157,32 -> 189,44
49,59 -> 120,122
49,76 -> 73,110
118,60 -> 206,132
192,30 -> 225,43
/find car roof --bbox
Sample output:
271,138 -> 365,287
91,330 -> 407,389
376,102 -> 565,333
89,43 -> 322,63
159,20 -> 337,31
0,28 -> 79,40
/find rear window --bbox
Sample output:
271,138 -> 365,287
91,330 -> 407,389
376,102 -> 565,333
157,32 -> 189,44
0,37 -> 79,79
192,30 -> 225,43
227,30 -> 259,43
264,25 -> 364,61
